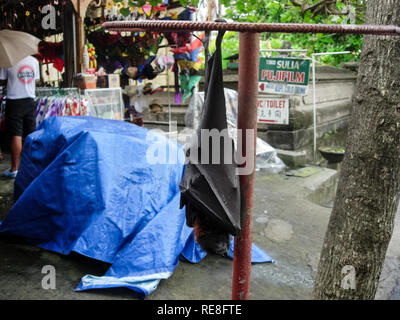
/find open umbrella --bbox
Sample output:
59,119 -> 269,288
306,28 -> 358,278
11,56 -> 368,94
0,30 -> 41,68
179,31 -> 242,256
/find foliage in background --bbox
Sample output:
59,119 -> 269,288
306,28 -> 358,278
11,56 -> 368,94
208,32 -> 287,69
133,0 -> 200,6
218,0 -> 366,67
131,1 -> 365,67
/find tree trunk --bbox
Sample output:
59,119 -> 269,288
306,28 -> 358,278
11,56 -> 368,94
313,0 -> 400,300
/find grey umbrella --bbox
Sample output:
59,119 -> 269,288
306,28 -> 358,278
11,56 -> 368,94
0,30 -> 41,68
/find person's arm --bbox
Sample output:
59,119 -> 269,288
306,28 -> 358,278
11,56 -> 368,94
34,59 -> 41,86
0,68 -> 7,87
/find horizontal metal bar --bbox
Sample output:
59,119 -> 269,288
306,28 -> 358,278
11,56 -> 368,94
102,20 -> 400,36
312,51 -> 351,56
260,49 -> 308,52
143,121 -> 180,126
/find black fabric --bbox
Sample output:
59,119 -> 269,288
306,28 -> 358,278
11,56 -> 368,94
5,98 -> 36,137
179,31 -> 242,236
0,0 -> 69,38
62,1 -> 76,87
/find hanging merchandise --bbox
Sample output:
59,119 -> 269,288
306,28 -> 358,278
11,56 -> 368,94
164,22 -> 204,104
173,59 -> 180,104
179,31 -> 242,257
179,69 -> 201,103
85,1 -> 199,85
121,55 -> 159,81
82,2 -> 206,114
35,88 -> 84,127
37,41 -> 65,72
173,34 -> 204,103
87,43 -> 98,70
153,54 -> 174,73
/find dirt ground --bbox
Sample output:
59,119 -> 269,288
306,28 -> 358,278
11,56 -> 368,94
0,153 -> 399,300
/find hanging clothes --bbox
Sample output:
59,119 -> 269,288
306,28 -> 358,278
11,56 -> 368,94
34,93 -> 86,128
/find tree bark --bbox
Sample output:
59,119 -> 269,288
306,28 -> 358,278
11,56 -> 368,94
313,0 -> 400,300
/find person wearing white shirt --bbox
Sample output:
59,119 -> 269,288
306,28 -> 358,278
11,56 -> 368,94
0,55 -> 40,178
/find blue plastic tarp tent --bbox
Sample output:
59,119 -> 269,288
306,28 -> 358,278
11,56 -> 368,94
0,116 -> 273,297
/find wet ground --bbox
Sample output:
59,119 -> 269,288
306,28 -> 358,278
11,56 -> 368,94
0,153 -> 399,300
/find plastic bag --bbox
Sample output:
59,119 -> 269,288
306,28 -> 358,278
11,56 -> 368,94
185,89 -> 286,174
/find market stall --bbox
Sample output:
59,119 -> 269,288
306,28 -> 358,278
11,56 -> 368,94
71,0 -> 205,123
1,1 -> 205,126
0,0 -> 76,87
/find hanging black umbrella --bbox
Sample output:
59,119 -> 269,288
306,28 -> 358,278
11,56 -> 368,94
179,31 -> 242,256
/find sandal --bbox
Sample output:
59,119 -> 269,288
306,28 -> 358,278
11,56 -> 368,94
4,169 -> 18,179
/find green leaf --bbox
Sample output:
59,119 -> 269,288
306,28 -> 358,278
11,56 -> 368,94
217,0 -> 364,68
119,7 -> 130,17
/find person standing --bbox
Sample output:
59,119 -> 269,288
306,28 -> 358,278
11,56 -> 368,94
0,55 -> 40,178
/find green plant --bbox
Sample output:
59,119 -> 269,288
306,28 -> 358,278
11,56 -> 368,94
219,0 -> 366,67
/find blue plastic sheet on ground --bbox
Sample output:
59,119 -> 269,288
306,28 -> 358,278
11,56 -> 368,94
0,116 -> 273,297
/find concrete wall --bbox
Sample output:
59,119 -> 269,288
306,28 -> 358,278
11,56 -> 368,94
211,66 -> 357,152
142,65 -> 357,156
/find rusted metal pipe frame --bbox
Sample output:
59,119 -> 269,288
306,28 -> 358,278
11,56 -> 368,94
232,32 -> 260,301
102,20 -> 400,36
102,20 -> 400,301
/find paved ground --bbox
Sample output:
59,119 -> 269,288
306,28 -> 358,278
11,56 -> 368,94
0,153 -> 399,300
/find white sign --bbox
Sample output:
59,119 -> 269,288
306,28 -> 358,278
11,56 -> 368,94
259,82 -> 309,96
257,97 -> 289,125
259,57 -> 310,96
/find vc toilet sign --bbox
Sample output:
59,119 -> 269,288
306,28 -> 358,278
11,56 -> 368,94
257,98 -> 289,125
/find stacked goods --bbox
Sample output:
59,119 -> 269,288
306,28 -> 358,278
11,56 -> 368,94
87,43 -> 98,70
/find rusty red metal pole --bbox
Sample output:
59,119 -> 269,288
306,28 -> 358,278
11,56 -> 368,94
232,32 -> 260,300
103,20 -> 400,36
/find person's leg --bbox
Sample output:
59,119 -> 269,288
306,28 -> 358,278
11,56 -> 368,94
12,98 -> 37,173
10,135 -> 22,172
22,98 -> 37,138
4,99 -> 24,175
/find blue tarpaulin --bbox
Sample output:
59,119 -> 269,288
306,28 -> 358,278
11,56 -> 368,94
0,116 -> 273,297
